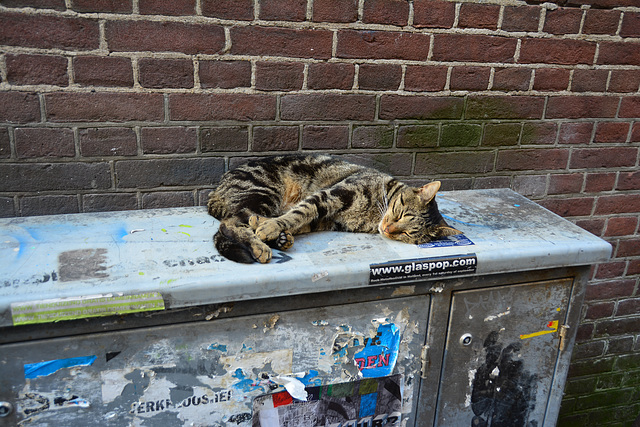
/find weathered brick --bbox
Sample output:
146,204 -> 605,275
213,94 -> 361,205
413,0 -> 455,28
539,197 -> 594,217
620,12 -> 640,37
617,298 -> 640,317
466,95 -> 544,120
353,125 -> 395,149
199,60 -> 251,89
200,127 -> 249,152
0,128 -> 9,158
231,27 -> 332,59
139,0 -> 195,15
255,62 -> 305,91
617,171 -> 640,191
340,153 -> 413,177
513,175 -> 547,198
0,92 -> 40,124
575,218 -> 605,236
632,123 -> 640,142
594,122 -> 630,144
416,151 -> 495,175
139,58 -> 194,89
432,34 -> 517,63
584,173 -> 615,194
337,30 -> 431,61
458,3 -> 500,30
142,191 -> 195,209
72,0 -> 131,13
595,318 -> 640,338
106,20 -> 225,54
587,278 -> 636,300
83,193 -> 138,212
544,7 -> 583,35
260,0 -> 306,21
380,95 -> 463,120
115,158 -> 224,189
519,38 -> 596,65
0,12 -> 99,50
307,63 -> 355,90
362,0 -> 409,26
474,176 -> 511,190
0,0 -> 65,10
253,126 -> 299,152
396,125 -> 438,148
450,66 -> 491,91
608,70 -> 640,93
441,124 -> 482,147
568,357 -> 615,379
6,54 -> 68,86
533,68 -> 570,91
358,64 -> 402,91
501,5 -> 540,32
497,148 -> 569,171
404,65 -> 448,92
302,126 -> 349,150
141,127 -> 196,154
79,127 -> 137,157
617,238 -> 640,257
558,122 -> 594,145
15,127 -> 75,158
619,97 -> 640,118
570,147 -> 638,169
0,197 -> 15,218
572,69 -> 609,93
483,123 -> 522,147
201,0 -> 253,20
585,302 -> 615,320
73,56 -> 133,87
521,122 -> 557,145
598,41 -> 640,66
595,194 -> 640,215
572,340 -> 606,361
46,93 -> 164,122
281,94 -> 375,121
313,0 -> 358,22
20,195 -> 79,216
548,173 -> 583,195
492,68 -> 532,92
546,96 -> 619,119
583,9 -> 622,35
0,163 -> 111,191
169,94 -> 276,121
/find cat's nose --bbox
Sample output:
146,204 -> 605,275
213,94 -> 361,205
384,223 -> 400,235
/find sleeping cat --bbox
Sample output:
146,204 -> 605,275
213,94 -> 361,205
207,155 -> 461,264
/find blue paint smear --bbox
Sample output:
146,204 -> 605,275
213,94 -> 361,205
24,356 -> 97,379
207,343 -> 228,352
354,323 -> 400,378
299,370 -> 321,387
231,368 -> 261,393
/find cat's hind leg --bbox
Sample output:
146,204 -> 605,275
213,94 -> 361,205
249,215 -> 294,250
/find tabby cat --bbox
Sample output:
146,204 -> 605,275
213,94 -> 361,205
208,155 -> 461,264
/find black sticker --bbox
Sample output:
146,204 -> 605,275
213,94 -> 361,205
369,254 -> 477,285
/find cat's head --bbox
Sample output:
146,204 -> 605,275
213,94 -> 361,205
378,181 -> 462,244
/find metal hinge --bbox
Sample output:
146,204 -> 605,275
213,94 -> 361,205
559,324 -> 571,352
420,345 -> 429,378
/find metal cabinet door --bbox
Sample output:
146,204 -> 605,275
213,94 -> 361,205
435,278 -> 573,427
0,295 -> 429,426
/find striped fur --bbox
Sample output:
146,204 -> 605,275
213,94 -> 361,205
208,155 -> 460,263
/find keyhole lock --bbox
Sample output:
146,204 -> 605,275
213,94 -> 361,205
460,333 -> 473,346
0,401 -> 13,417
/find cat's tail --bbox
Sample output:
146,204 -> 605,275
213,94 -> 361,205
214,222 -> 257,264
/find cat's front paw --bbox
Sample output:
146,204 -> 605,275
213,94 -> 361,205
274,230 -> 294,250
255,220 -> 282,242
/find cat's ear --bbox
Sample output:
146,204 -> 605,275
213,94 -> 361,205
416,181 -> 441,203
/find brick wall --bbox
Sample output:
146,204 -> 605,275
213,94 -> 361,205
0,0 -> 639,424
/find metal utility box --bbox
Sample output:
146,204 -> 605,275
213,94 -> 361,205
0,189 -> 610,426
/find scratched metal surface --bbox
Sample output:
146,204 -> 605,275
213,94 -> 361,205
0,188 -> 610,327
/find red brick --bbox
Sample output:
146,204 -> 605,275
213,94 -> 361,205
199,60 -> 251,89
583,9 -> 622,35
548,173 -> 584,195
539,197 -> 594,217
458,3 -> 500,30
570,147 -> 638,169
598,42 -> 640,66
575,218 -> 605,236
558,122 -> 594,145
519,38 -> 596,65
474,176 -> 511,190
15,127 -> 75,158
139,58 -> 193,89
142,192 -> 195,209
141,127 -> 196,154
633,123 -> 640,142
585,302 -> 615,320
594,122 -> 630,143
584,172 -> 616,193
313,0 -> 358,22
496,148 -> 569,171
482,123 -> 521,146
337,30 -> 430,61
260,0 -> 306,21
353,125 -> 395,149
106,20 -> 224,54
620,12 -> 640,38
572,69 -> 608,93
201,0 -> 253,20
618,171 -> 640,191
363,0 -> 409,26
72,0 -> 131,12
502,5 -> 541,32
544,7 -> 583,35
0,92 -> 40,123
629,259 -> 640,275
415,151 -> 496,175
139,0 -> 195,15
358,64 -> 402,91
79,127 -> 137,157
169,94 -> 276,121
380,95 -> 464,120
0,163 -> 111,192
465,95 -> 544,120
450,66 -> 491,91
231,26 -> 332,59
83,193 -> 138,212
46,93 -> 164,122
608,70 -> 640,93
0,128 -> 9,158
73,56 -> 133,87
513,175 -> 547,198
404,65 -> 448,92
200,127 -> 248,152
302,126 -> 349,150
281,94 -> 375,121
6,54 -> 68,86
546,96 -> 619,119
1,0 -> 65,10
492,68 -> 532,91
396,125 -> 438,148
605,217 -> 638,237
0,12 -> 99,50
432,34 -> 517,63
618,299 -> 640,317
620,97 -> 640,118
521,122 -> 558,145
253,126 -> 299,152
595,194 -> 640,215
307,63 -> 355,90
115,158 -> 224,189
533,68 -> 570,91
413,0 -> 455,28
255,62 -> 304,91
21,195 -> 79,216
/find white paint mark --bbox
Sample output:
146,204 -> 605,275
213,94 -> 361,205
130,229 -> 145,234
312,320 -> 329,326
311,271 -> 328,282
465,368 -> 477,407
490,366 -> 500,378
429,284 -> 445,293
484,309 -> 511,322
